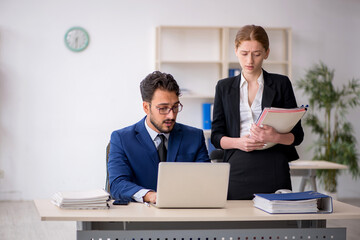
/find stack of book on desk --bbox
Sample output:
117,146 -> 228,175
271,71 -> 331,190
51,189 -> 110,209
253,191 -> 333,214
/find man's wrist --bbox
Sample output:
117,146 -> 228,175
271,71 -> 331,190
132,189 -> 151,202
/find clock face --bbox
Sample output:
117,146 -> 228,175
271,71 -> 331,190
64,27 -> 89,52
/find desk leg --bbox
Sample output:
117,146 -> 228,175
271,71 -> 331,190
299,177 -> 307,192
291,169 -> 318,192
309,169 -> 317,191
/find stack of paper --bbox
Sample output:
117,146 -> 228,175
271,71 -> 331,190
51,189 -> 110,209
253,191 -> 333,214
255,107 -> 307,149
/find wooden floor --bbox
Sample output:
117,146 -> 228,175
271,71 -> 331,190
0,199 -> 360,240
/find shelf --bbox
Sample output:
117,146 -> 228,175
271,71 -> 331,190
180,93 -> 214,99
157,60 -> 223,64
156,26 -> 222,65
156,26 -> 292,129
157,25 -> 292,83
264,61 -> 289,65
228,60 -> 289,65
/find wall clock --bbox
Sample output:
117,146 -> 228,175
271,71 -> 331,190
64,27 -> 89,52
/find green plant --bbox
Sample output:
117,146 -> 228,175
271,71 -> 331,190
296,62 -> 360,193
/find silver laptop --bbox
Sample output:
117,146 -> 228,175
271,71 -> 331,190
153,162 -> 230,208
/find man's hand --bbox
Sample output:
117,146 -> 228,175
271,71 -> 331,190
143,191 -> 157,203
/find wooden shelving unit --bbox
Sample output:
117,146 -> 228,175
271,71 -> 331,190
155,26 -> 292,129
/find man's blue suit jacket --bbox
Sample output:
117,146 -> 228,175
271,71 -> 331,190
108,117 -> 210,201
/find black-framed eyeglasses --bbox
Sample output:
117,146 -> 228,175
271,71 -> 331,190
150,103 -> 183,115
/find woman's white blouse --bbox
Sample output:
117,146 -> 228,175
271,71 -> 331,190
239,71 -> 264,137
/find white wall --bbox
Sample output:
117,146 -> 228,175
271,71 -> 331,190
0,0 -> 359,200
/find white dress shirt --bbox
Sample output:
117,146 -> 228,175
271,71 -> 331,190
239,71 -> 264,137
144,119 -> 170,149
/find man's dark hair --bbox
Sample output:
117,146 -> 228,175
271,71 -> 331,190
140,71 -> 181,102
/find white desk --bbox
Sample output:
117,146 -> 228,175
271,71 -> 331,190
35,199 -> 360,240
290,160 -> 348,192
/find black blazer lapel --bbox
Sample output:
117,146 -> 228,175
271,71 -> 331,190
262,70 -> 276,109
229,76 -> 241,137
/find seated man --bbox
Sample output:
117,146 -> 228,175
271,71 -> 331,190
108,71 -> 210,204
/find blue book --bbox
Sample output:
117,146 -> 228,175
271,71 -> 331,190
228,68 -> 241,77
253,191 -> 333,214
202,103 -> 212,130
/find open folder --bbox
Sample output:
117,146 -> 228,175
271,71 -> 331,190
255,107 -> 307,150
253,191 -> 333,214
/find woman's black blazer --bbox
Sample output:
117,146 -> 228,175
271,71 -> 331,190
211,70 -> 304,162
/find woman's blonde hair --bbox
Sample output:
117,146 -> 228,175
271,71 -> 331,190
235,25 -> 269,51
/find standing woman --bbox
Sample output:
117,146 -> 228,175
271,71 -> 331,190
211,25 -> 304,200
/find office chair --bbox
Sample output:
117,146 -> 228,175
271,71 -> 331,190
105,143 -> 110,194
210,149 -> 224,163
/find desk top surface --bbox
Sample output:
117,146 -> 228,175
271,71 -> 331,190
289,160 -> 348,170
34,199 -> 360,222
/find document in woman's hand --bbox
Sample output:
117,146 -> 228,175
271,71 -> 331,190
255,107 -> 307,149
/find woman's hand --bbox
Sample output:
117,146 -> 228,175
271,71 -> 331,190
250,124 -> 295,145
250,124 -> 279,143
234,134 -> 266,152
220,135 -> 265,152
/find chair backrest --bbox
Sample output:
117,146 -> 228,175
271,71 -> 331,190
209,149 -> 224,163
105,143 -> 110,194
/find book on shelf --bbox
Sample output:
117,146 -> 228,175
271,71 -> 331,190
255,106 -> 307,150
229,68 -> 241,77
253,191 -> 333,214
51,189 -> 110,210
202,103 -> 213,130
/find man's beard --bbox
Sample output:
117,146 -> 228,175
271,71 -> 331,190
150,116 -> 175,133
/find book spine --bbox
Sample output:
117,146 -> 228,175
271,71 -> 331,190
202,103 -> 212,130
228,68 -> 241,77
256,108 -> 269,125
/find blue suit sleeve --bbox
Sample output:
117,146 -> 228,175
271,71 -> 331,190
108,131 -> 143,201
